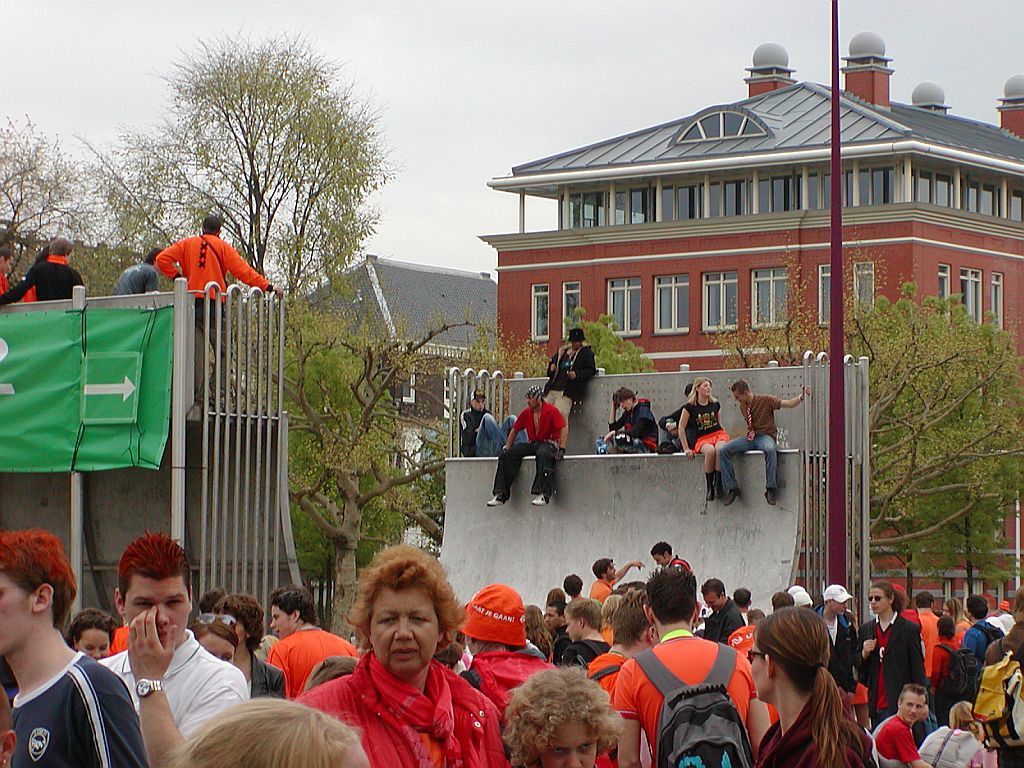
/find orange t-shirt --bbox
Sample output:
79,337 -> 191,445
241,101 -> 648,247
612,636 -> 756,764
156,233 -> 270,295
108,625 -> 130,656
590,580 -> 613,604
918,610 -> 940,676
588,651 -> 627,697
266,627 -> 358,699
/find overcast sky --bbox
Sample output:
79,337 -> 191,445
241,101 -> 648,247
7,1 -> 1023,276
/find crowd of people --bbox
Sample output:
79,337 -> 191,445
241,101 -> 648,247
462,341 -> 811,508
4,526 -> 1023,768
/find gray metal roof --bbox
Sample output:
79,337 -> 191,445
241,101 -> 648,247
510,82 -> 1024,177
344,256 -> 496,349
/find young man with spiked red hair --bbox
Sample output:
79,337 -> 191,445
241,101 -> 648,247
0,529 -> 148,768
101,532 -> 246,767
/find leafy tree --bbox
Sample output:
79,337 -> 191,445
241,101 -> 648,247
0,118 -> 93,271
578,312 -> 655,374
91,35 -> 387,292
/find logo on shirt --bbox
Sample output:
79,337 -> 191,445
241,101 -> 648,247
28,727 -> 50,761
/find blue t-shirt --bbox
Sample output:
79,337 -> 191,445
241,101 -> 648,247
12,653 -> 149,768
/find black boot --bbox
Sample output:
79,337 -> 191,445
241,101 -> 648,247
714,470 -> 723,498
705,472 -> 715,501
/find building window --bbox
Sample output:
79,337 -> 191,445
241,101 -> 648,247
818,264 -> 831,325
563,282 -> 581,335
608,278 -> 641,335
759,175 -> 800,213
858,167 -> 893,206
914,170 -> 933,203
991,272 -> 1004,329
938,264 -> 951,299
981,184 -> 998,216
708,181 -> 721,217
703,271 -> 738,331
630,188 -> 651,224
752,268 -> 788,327
677,110 -> 767,142
807,173 -> 820,210
614,191 -> 626,225
935,174 -> 953,207
676,184 -> 702,220
854,262 -> 875,307
655,275 -> 690,333
531,284 -> 549,341
960,268 -> 982,322
569,191 -> 605,228
724,179 -> 747,216
963,180 -> 980,213
401,373 -> 416,405
1012,190 -> 1024,221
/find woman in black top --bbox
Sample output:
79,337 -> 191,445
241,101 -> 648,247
856,580 -> 926,728
679,378 -> 731,500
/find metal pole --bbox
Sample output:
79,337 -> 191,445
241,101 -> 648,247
1016,494 -> 1021,591
69,285 -> 87,614
828,0 -> 848,586
170,279 -> 189,544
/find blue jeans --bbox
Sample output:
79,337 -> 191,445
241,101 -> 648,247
718,434 -> 778,491
475,415 -> 522,457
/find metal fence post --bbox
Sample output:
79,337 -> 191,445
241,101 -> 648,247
69,285 -> 87,614
170,278 -> 190,544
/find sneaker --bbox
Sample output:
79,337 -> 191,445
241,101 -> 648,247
764,488 -> 777,506
486,495 -> 507,507
531,495 -> 550,506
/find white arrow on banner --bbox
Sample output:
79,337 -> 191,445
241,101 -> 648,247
83,376 -> 136,402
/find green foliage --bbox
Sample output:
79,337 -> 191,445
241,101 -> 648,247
578,311 -> 655,374
91,34 -> 387,293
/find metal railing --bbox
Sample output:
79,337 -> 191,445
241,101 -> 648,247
446,368 -> 513,456
194,282 -> 301,605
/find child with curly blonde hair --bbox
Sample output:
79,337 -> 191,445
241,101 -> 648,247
504,667 -> 623,768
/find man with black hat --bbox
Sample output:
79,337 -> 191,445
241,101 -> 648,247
543,327 -> 597,420
487,385 -> 568,507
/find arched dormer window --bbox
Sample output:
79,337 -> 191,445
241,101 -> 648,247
675,109 -> 768,143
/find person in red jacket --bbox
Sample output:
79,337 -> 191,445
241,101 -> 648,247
0,246 -> 12,294
299,545 -> 506,768
461,583 -> 553,716
156,214 -> 281,298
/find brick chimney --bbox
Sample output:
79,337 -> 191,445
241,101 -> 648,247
842,31 -> 893,108
998,74 -> 1024,139
745,43 -> 795,97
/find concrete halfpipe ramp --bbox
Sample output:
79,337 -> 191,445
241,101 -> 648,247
441,451 -> 801,611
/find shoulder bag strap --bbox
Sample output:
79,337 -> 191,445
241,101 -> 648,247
635,648 -> 685,697
929,729 -> 957,768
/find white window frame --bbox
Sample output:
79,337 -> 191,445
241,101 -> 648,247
751,267 -> 788,328
654,275 -> 690,334
854,262 -> 875,308
531,283 -> 549,341
401,372 -> 416,405
818,264 -> 831,325
607,278 -> 641,336
702,271 -> 738,332
562,281 -> 581,337
960,268 -> 982,322
991,272 -> 1004,329
938,264 -> 951,299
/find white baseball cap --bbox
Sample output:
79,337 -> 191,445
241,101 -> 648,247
823,584 -> 853,603
788,585 -> 813,607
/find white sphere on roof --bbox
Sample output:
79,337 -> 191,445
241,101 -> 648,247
1005,74 -> 1024,99
849,31 -> 886,58
912,81 -> 946,107
752,42 -> 789,68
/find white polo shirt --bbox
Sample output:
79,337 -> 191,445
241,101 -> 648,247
101,630 -> 248,738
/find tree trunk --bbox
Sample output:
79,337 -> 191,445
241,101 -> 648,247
330,535 -> 359,637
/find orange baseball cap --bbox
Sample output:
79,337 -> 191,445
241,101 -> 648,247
463,584 -> 527,647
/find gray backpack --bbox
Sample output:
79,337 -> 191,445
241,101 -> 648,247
635,644 -> 754,768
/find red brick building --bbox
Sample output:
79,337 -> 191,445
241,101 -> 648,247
483,33 -> 1024,371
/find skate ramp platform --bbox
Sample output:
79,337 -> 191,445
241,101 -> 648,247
440,451 -> 801,612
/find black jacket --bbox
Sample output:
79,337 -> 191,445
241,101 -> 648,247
0,257 -> 84,305
544,344 -> 596,401
251,655 -> 285,698
459,407 -> 488,457
856,615 -> 926,718
817,606 -> 858,693
552,626 -> 572,666
702,598 -> 745,645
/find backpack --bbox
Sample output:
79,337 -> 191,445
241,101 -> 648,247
938,642 -> 981,699
635,644 -> 754,768
974,648 -> 1024,748
975,621 -> 1004,650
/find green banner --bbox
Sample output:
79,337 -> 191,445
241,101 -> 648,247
0,307 -> 173,472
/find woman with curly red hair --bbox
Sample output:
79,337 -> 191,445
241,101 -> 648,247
299,545 -> 506,767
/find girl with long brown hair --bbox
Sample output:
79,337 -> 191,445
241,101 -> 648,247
752,607 -> 872,768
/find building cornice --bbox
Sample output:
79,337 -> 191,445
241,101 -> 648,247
488,140 -> 1024,194
483,204 -> 1024,256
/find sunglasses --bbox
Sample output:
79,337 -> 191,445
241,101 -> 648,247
868,595 -> 885,602
748,650 -> 767,664
197,612 -> 237,627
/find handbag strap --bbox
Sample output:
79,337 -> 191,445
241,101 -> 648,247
929,729 -> 957,768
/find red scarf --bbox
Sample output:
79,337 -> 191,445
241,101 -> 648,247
368,654 -> 463,768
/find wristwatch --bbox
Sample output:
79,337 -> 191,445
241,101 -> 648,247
136,678 -> 164,698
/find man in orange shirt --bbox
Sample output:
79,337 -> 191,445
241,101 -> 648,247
588,589 -> 655,696
915,591 -> 940,677
265,584 -> 357,698
589,557 -> 644,604
613,567 -> 770,768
